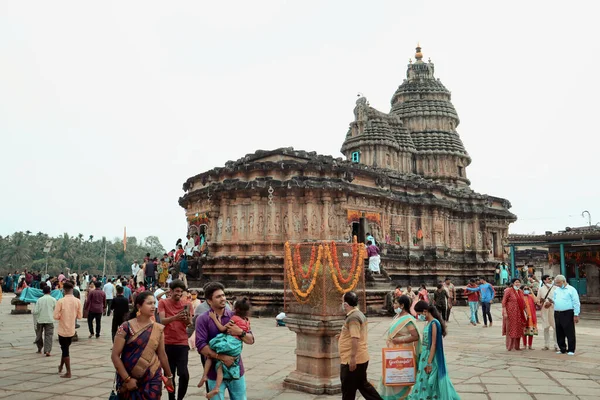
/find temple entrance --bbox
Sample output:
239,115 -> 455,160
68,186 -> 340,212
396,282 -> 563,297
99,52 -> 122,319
351,222 -> 359,241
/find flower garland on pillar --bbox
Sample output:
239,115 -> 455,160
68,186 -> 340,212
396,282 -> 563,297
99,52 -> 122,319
285,242 -> 322,304
326,243 -> 365,294
285,240 -> 365,302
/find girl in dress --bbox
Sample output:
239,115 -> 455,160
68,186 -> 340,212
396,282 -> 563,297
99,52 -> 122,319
522,284 -> 538,349
408,301 -> 460,400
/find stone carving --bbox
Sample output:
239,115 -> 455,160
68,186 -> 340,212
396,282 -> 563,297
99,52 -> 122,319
232,216 -> 238,234
267,214 -> 272,234
258,215 -> 264,233
225,217 -> 232,233
283,213 -> 289,234
293,213 -> 301,233
328,205 -> 336,232
248,214 -> 254,233
275,213 -> 281,234
310,212 -> 318,234
303,215 -> 308,232
240,215 -> 246,235
477,231 -> 483,249
217,217 -> 223,236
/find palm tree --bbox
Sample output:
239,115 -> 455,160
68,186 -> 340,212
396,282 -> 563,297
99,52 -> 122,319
58,233 -> 75,270
1,232 -> 32,270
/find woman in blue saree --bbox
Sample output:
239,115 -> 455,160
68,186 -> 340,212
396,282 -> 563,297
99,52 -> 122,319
111,291 -> 174,399
377,295 -> 422,399
408,301 -> 460,400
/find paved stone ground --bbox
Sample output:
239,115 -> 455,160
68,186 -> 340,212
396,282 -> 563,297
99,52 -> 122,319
1,297 -> 599,400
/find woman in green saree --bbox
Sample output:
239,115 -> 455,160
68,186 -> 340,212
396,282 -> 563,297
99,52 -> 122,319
377,295 -> 422,400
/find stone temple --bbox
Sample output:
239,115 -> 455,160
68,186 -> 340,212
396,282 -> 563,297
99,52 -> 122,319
179,46 -> 516,300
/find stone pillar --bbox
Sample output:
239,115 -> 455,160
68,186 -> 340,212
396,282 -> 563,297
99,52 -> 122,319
406,206 -> 412,248
586,264 -> 599,297
209,203 -> 220,243
306,190 -> 315,240
221,196 -> 230,242
472,215 -> 479,251
283,314 -> 345,395
287,193 -> 294,240
252,194 -> 260,240
322,194 -> 331,240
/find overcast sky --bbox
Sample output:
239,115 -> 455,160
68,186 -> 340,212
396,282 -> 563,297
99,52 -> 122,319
1,1 -> 599,249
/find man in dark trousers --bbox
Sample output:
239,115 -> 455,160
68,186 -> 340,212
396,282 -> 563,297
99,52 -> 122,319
338,291 -> 382,400
84,281 -> 106,338
548,274 -> 581,355
110,286 -> 130,342
159,280 -> 192,400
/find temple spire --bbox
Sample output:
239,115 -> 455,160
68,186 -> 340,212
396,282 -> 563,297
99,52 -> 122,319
415,43 -> 423,62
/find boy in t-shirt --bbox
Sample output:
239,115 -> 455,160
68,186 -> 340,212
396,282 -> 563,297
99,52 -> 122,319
198,298 -> 251,399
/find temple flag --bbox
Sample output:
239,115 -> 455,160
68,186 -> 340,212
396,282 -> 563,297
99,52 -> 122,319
123,226 -> 127,251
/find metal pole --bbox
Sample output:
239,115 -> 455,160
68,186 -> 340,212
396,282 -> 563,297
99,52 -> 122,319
510,245 -> 516,279
559,243 -> 566,277
102,242 -> 107,278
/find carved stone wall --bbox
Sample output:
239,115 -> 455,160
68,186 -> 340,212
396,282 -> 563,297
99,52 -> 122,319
180,148 -> 515,286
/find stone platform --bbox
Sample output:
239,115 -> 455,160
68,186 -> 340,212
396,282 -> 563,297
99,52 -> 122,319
1,298 -> 599,399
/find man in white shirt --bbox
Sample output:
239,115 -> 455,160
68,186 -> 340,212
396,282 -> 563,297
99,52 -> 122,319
103,279 -> 115,317
131,261 -> 140,278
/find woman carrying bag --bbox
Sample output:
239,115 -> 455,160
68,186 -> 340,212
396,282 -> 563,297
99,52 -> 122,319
111,291 -> 174,399
377,295 -> 421,399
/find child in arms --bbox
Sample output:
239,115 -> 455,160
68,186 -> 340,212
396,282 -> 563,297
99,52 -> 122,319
198,298 -> 251,399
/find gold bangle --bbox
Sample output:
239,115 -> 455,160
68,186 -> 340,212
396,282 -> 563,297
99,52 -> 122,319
124,375 -> 131,383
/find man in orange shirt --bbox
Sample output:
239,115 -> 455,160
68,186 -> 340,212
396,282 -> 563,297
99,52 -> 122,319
53,281 -> 82,378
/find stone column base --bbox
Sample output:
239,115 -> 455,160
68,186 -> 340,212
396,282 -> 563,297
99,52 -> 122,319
283,370 -> 341,395
283,314 -> 345,395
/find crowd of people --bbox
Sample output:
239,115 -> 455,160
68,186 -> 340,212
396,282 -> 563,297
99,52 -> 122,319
1,253 -> 584,400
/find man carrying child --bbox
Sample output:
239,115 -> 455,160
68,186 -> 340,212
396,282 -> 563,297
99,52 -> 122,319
195,282 -> 255,400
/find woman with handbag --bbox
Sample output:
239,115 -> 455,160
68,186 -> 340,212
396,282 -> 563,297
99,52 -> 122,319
111,291 -> 174,399
377,295 -> 421,399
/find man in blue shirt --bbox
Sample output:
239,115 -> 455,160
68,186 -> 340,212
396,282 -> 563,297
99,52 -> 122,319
465,277 -> 496,327
548,274 -> 580,355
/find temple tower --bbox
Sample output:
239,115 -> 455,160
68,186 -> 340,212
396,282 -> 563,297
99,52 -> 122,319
390,44 -> 471,185
340,97 -> 415,171
342,45 -> 471,185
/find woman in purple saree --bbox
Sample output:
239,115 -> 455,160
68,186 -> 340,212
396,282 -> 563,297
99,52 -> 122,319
111,291 -> 174,399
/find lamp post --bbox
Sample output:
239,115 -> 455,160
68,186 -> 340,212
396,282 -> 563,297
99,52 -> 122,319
582,210 -> 592,227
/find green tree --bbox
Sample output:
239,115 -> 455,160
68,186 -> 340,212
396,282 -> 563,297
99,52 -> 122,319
1,232 -> 32,271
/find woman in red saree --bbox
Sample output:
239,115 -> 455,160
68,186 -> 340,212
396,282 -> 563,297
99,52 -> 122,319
111,291 -> 173,399
502,278 -> 527,351
521,284 -> 538,349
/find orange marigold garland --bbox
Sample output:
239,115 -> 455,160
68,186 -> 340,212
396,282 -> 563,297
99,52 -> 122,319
285,242 -> 321,304
295,244 -> 316,280
330,241 -> 356,284
326,243 -> 365,294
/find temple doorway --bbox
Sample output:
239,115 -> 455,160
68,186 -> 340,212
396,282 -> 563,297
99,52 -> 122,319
351,222 -> 360,240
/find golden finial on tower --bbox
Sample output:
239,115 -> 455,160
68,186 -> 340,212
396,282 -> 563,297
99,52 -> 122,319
415,42 -> 423,61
